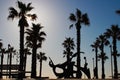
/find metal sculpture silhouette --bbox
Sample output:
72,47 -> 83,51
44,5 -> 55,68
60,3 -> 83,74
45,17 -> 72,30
49,57 -> 91,79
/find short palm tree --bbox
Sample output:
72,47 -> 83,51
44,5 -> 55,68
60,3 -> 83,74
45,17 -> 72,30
69,8 -> 90,78
104,25 -> 120,79
8,1 -> 37,78
6,44 -> 16,78
37,52 -> 47,78
97,34 -> 109,79
0,40 -> 3,78
62,37 -> 75,61
26,23 -> 46,78
23,47 -> 31,75
0,48 -> 6,78
91,39 -> 100,79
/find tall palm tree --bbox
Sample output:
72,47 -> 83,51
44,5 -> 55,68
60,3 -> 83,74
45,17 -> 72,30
69,8 -> 90,78
97,34 -> 109,79
8,1 -> 37,78
104,25 -> 120,79
37,52 -> 47,78
62,37 -> 75,61
26,23 -> 46,78
91,39 -> 100,79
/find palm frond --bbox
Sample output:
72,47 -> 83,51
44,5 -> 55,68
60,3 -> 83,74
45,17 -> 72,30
17,1 -> 26,12
8,7 -> 18,20
26,2 -> 34,12
27,14 -> 37,21
116,10 -> 120,14
69,13 -> 76,21
69,24 -> 73,29
76,8 -> 81,19
82,13 -> 90,25
39,31 -> 46,37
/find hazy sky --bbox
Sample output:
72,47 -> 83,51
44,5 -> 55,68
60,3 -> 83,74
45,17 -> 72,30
0,0 -> 120,79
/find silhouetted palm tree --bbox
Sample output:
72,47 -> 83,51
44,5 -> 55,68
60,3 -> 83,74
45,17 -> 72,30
0,40 -> 3,78
37,52 -> 47,78
91,39 -> 100,79
6,44 -> 16,78
8,1 -> 37,78
0,48 -> 6,78
62,37 -> 75,61
104,25 -> 120,79
69,8 -> 90,78
97,34 -> 109,79
26,23 -> 46,78
23,47 -> 31,76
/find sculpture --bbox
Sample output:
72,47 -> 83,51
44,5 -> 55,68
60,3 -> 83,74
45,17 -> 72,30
49,57 -> 91,79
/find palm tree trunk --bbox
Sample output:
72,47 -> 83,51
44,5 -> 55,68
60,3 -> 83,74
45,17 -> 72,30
23,52 -> 27,77
31,41 -> 37,78
113,38 -> 118,79
19,25 -> 25,78
95,48 -> 98,79
9,52 -> 12,78
101,43 -> 105,79
0,52 -> 4,78
39,60 -> 42,78
101,58 -> 105,79
76,23 -> 82,78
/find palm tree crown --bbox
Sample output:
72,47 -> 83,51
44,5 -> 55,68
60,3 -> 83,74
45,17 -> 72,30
62,37 -> 75,60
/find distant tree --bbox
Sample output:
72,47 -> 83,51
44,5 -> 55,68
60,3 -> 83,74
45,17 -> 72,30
6,44 -> 16,78
69,8 -> 90,78
97,34 -> 109,79
23,47 -> 31,75
37,52 -> 47,78
91,39 -> 100,79
0,40 -> 3,78
62,37 -> 75,61
26,23 -> 46,78
104,25 -> 120,79
0,44 -> 6,78
8,1 -> 37,78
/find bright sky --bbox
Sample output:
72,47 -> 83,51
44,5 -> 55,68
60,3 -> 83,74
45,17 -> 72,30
0,0 -> 120,79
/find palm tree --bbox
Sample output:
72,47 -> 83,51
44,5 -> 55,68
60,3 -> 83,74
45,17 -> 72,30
91,39 -> 100,79
97,34 -> 109,79
8,1 -> 37,78
0,48 -> 6,78
62,37 -> 75,61
26,23 -> 46,78
104,25 -> 120,79
69,8 -> 90,78
6,44 -> 16,78
0,40 -> 3,78
37,52 -> 47,78
23,47 -> 31,77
